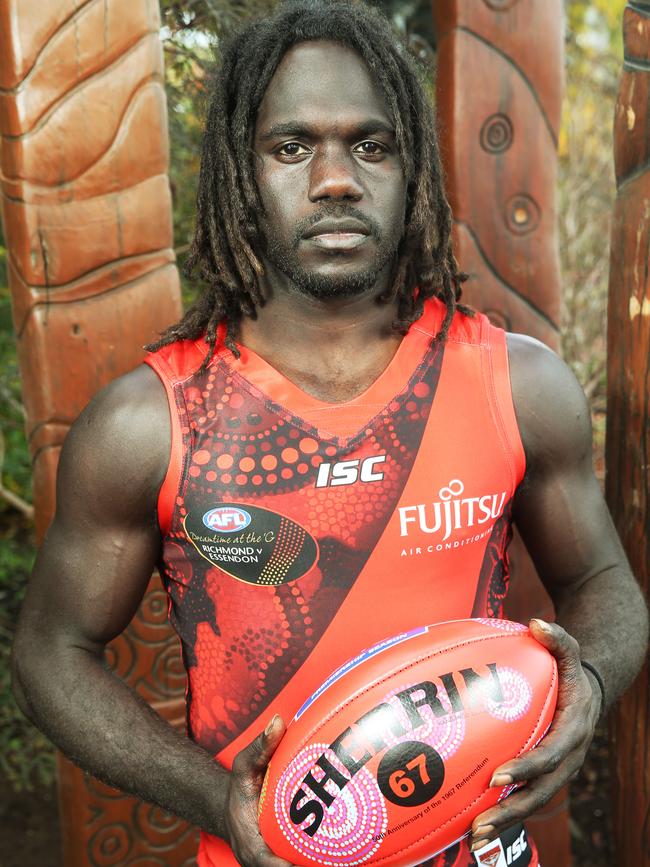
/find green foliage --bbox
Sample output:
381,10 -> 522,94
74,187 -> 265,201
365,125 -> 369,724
0,222 -> 54,791
566,0 -> 625,62
0,534 -> 54,792
160,0 -> 282,308
0,235 -> 6,289
0,295 -> 31,500
559,0 -> 625,429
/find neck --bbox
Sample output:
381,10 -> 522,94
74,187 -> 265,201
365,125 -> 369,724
237,284 -> 404,403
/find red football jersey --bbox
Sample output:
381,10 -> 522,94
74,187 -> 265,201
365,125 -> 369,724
144,299 -> 537,867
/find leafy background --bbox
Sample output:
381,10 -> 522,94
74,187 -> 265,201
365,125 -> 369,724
0,0 -> 627,859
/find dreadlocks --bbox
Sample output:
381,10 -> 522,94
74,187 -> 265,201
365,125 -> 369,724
147,0 -> 469,368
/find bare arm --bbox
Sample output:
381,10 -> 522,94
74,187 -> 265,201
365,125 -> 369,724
509,334 -> 647,704
471,334 -> 648,848
12,365 -> 291,866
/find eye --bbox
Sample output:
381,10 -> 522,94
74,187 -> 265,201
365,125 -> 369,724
353,140 -> 387,158
276,142 -> 311,159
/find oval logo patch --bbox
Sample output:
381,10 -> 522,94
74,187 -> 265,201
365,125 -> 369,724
203,506 -> 251,533
184,503 -> 319,586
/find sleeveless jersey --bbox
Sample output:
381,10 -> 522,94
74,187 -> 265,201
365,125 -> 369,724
144,298 -> 536,867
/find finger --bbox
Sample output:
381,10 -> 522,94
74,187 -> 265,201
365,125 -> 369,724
233,715 -> 287,776
528,619 -> 581,674
489,718 -> 585,785
471,763 -> 576,846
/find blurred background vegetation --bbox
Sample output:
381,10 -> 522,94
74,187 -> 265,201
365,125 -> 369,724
0,0 -> 626,806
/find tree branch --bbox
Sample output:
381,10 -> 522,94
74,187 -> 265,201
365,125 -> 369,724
0,484 -> 34,521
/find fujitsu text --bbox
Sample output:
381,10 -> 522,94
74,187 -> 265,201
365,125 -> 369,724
398,479 -> 507,540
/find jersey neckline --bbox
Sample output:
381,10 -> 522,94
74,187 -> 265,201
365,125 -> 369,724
199,299 -> 445,434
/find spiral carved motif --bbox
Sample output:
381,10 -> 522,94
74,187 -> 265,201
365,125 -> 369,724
505,194 -> 541,236
137,586 -> 172,629
104,632 -> 137,681
147,642 -> 187,698
88,823 -> 133,866
133,802 -> 188,840
480,114 -> 514,154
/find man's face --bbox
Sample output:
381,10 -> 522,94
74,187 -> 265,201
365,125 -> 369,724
253,41 -> 407,301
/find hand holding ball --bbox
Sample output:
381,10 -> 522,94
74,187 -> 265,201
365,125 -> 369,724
258,619 -> 557,866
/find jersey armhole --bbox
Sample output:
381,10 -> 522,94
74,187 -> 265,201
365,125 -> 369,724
485,323 -> 527,489
143,355 -> 183,537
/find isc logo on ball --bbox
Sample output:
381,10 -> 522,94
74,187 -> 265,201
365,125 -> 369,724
203,506 -> 251,533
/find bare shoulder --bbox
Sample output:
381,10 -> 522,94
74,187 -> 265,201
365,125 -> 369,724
56,363 -> 170,529
506,332 -> 592,476
15,364 -> 172,653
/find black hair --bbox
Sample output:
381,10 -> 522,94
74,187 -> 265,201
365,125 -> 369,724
146,0 -> 469,367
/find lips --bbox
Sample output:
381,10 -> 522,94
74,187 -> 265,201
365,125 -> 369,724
302,218 -> 370,240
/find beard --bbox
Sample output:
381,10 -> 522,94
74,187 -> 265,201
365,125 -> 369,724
261,206 -> 401,300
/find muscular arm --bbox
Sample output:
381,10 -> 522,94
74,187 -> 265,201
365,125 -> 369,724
10,365 -> 294,867
471,334 -> 648,848
12,365 -> 234,833
509,334 -> 647,703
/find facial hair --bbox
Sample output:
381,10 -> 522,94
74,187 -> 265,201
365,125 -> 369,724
261,205 -> 401,300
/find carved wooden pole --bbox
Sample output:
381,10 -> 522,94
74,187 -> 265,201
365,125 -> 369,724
606,4 -> 650,865
432,2 -> 569,865
0,1 -> 193,863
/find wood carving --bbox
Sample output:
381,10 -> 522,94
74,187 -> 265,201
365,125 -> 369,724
0,0 -> 191,863
606,3 -> 650,865
432,2 -> 569,865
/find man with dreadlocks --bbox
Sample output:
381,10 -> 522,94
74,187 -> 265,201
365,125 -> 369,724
13,1 -> 647,866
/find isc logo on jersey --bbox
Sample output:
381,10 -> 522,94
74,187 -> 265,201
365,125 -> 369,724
315,455 -> 386,488
203,506 -> 251,533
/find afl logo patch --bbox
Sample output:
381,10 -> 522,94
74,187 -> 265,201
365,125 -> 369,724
203,506 -> 251,533
184,503 -> 319,586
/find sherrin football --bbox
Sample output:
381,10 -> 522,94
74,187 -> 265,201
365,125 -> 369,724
258,619 -> 558,866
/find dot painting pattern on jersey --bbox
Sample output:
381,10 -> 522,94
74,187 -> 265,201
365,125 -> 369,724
161,341 -> 445,755
470,503 -> 513,619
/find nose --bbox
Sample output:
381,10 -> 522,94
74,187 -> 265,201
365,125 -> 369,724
308,145 -> 363,202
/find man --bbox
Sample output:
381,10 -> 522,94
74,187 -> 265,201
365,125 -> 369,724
12,2 -> 648,866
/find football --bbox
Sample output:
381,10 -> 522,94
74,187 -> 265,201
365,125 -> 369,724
258,618 -> 557,866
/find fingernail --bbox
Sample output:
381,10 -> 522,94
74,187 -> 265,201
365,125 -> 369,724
471,838 -> 491,852
532,618 -> 551,631
490,773 -> 513,787
264,714 -> 279,736
473,824 -> 495,838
